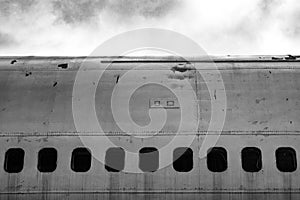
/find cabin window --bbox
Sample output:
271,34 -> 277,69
242,147 -> 262,172
207,147 -> 227,172
4,148 -> 25,173
173,147 -> 193,172
105,147 -> 125,172
276,147 -> 297,172
38,148 -> 57,173
139,147 -> 159,172
71,148 -> 91,172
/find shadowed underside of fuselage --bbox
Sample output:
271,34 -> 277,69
0,56 -> 299,200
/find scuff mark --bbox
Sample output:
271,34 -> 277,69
167,73 -> 194,80
171,63 -> 193,73
25,71 -> 32,77
168,74 -> 184,80
285,54 -> 297,60
213,90 -> 217,100
255,97 -> 266,104
170,83 -> 184,89
43,121 -> 49,126
53,81 -> 58,87
4,184 -> 23,191
259,120 -> 268,124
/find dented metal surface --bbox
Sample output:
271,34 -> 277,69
0,56 -> 299,199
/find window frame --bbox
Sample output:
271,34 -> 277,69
4,148 -> 25,173
173,147 -> 193,172
37,147 -> 58,173
71,147 -> 92,173
105,147 -> 125,172
241,147 -> 262,173
275,147 -> 297,172
207,147 -> 228,172
139,147 -> 159,172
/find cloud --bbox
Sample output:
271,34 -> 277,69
51,0 -> 107,24
51,0 -> 180,24
0,0 -> 299,55
0,0 -> 36,16
258,0 -> 283,15
0,32 -> 16,47
108,0 -> 180,18
277,1 -> 300,39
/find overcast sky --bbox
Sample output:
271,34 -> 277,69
0,0 -> 299,56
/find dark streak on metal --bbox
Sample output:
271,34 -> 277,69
57,63 -> 68,69
214,90 -> 217,100
10,60 -> 17,64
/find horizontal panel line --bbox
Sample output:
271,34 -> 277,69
0,190 -> 300,195
0,132 -> 300,137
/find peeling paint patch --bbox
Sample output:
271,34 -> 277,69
58,63 -> 68,69
10,59 -> 17,64
170,83 -> 184,89
25,71 -> 32,77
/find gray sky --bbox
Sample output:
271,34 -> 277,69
0,0 -> 299,56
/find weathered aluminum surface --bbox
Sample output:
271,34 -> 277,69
0,56 -> 299,199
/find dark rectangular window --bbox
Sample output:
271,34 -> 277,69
139,147 -> 159,172
276,147 -> 297,172
4,148 -> 25,173
71,148 -> 91,172
173,147 -> 193,172
38,148 -> 57,173
105,147 -> 125,172
207,147 -> 227,172
242,147 -> 262,172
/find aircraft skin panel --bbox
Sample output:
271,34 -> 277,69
0,58 -> 299,133
0,135 -> 298,199
0,56 -> 299,199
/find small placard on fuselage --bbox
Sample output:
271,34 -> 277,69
149,98 -> 179,109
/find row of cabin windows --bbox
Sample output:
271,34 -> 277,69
4,147 -> 297,173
